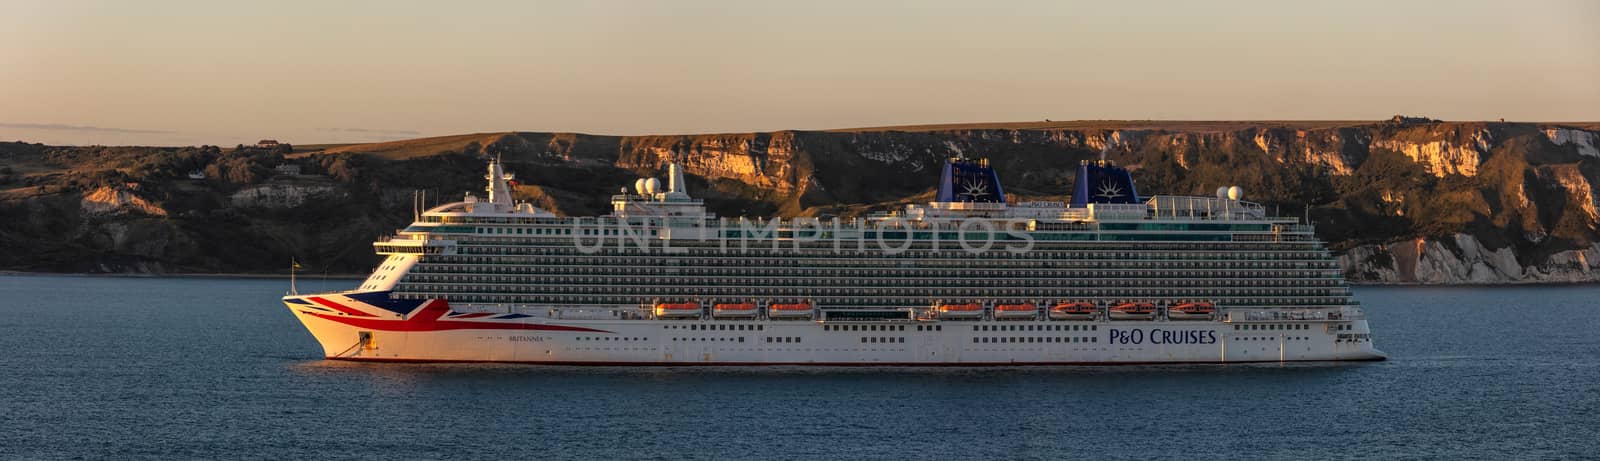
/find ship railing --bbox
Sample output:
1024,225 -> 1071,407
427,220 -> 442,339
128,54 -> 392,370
1222,307 -> 1363,323
818,308 -> 917,323
1143,196 -> 1267,221
1232,234 -> 1318,242
285,288 -> 370,297
927,202 -> 1009,211
1058,210 -> 1091,221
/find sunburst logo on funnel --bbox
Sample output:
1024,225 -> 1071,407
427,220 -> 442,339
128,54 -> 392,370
959,180 -> 990,200
1096,180 -> 1124,200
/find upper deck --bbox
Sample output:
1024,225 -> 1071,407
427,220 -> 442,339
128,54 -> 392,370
346,158 -> 1353,311
390,157 -> 1306,248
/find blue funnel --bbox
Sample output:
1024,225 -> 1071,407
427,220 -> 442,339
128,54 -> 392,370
1070,161 -> 1140,207
936,158 -> 1005,204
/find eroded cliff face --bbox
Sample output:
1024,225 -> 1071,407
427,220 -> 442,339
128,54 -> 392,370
463,122 -> 1600,284
615,132 -> 804,194
1545,128 -> 1600,158
1340,234 -> 1600,284
486,122 -> 1600,284
81,186 -> 167,216
1371,127 -> 1492,177
229,183 -> 343,208
4,121 -> 1599,282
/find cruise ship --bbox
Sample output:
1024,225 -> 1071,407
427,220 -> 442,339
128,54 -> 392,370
281,156 -> 1385,365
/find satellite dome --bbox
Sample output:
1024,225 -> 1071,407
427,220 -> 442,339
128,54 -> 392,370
645,178 -> 660,195
1216,187 -> 1229,199
1227,186 -> 1242,200
634,178 -> 647,195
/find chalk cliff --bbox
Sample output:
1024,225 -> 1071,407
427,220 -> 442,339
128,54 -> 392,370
3,120 -> 1599,283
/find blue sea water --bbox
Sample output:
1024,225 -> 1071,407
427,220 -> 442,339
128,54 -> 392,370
0,274 -> 1597,460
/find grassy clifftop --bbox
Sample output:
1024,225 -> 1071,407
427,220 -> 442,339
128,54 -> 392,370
3,119 -> 1598,283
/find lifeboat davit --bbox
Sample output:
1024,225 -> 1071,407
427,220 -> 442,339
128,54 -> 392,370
1049,301 -> 1098,320
1167,302 -> 1216,320
654,302 -> 702,319
1108,302 -> 1157,320
768,303 -> 814,319
936,303 -> 983,319
712,302 -> 757,318
993,303 -> 1038,319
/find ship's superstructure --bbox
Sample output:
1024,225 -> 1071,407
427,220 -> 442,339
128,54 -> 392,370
283,157 -> 1384,365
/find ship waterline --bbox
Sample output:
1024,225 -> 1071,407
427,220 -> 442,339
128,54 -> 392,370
283,158 -> 1384,365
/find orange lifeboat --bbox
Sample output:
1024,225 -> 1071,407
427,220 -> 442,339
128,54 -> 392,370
1049,301 -> 1098,320
936,303 -> 983,319
654,302 -> 702,319
1167,302 -> 1216,320
712,302 -> 757,318
768,303 -> 814,319
1108,302 -> 1157,321
993,303 -> 1038,319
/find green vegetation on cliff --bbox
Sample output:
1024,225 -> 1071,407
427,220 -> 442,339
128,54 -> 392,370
3,120 -> 1598,283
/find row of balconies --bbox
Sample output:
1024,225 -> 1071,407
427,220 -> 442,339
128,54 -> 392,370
403,270 -> 1347,285
392,282 -> 1351,298
389,289 -> 1352,309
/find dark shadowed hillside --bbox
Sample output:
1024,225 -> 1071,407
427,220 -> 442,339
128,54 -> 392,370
3,119 -> 1599,284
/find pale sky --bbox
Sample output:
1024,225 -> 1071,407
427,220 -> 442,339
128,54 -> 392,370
1,0 -> 1596,146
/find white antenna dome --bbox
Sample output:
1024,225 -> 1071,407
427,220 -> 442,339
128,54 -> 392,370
1227,186 -> 1242,201
645,177 -> 660,195
1216,187 -> 1229,199
634,178 -> 647,195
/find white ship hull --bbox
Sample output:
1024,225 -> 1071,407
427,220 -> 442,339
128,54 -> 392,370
285,292 -> 1385,365
282,158 -> 1387,366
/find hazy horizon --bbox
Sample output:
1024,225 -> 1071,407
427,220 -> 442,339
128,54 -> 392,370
3,0 -> 1597,146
